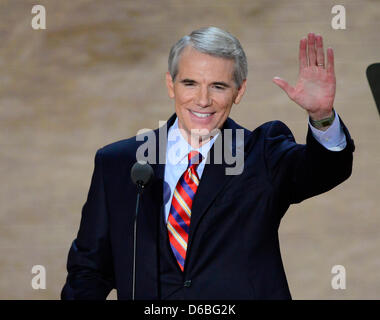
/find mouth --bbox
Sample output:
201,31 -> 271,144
189,110 -> 215,119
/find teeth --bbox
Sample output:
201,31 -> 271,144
191,111 -> 212,118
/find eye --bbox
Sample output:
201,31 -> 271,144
213,85 -> 225,90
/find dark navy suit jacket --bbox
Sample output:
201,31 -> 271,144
61,113 -> 355,300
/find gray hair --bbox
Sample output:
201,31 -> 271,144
168,27 -> 248,88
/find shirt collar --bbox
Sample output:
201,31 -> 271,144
167,117 -> 219,166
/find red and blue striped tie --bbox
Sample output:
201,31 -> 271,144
167,151 -> 203,271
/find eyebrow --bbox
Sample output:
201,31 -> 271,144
180,79 -> 231,88
212,81 -> 230,88
180,79 -> 196,84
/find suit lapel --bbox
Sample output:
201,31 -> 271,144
186,118 -> 250,256
144,112 -> 177,217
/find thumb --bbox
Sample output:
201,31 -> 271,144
272,76 -> 294,98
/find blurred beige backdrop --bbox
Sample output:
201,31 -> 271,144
0,0 -> 379,299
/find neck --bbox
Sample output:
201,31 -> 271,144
175,120 -> 210,148
185,132 -> 213,149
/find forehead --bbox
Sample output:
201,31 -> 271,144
177,46 -> 235,82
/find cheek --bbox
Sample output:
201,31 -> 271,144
174,87 -> 194,104
214,95 -> 234,112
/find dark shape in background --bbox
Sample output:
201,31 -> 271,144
366,63 -> 380,116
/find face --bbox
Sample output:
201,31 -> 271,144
166,46 -> 246,147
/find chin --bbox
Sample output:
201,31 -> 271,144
189,123 -> 217,134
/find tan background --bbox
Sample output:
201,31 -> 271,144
0,0 -> 379,299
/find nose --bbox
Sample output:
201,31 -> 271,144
195,86 -> 211,108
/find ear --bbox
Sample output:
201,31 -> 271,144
233,79 -> 247,104
165,72 -> 175,99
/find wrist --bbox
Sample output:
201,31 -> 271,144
309,109 -> 334,121
309,108 -> 335,130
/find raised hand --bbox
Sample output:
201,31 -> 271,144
273,33 -> 336,120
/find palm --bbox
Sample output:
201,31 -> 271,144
293,66 -> 335,113
273,33 -> 336,119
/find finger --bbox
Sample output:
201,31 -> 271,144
316,35 -> 325,67
307,32 -> 317,66
273,77 -> 295,98
299,37 -> 307,72
326,47 -> 335,74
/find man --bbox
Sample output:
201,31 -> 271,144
61,27 -> 354,300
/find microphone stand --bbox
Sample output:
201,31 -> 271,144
132,182 -> 144,301
130,161 -> 153,300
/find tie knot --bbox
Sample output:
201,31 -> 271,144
187,151 -> 203,169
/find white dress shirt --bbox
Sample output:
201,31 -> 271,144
308,109 -> 347,151
163,117 -> 219,222
163,113 -> 347,222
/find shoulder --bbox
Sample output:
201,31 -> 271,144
230,118 -> 294,142
234,119 -> 298,167
229,116 -> 292,134
95,128 -> 158,167
257,120 -> 293,138
97,136 -> 137,158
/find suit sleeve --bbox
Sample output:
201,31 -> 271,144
264,116 -> 355,207
61,149 -> 115,300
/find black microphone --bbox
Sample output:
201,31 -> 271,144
366,63 -> 380,116
130,161 -> 154,300
131,161 -> 154,194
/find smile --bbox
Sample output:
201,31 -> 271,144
190,110 -> 214,118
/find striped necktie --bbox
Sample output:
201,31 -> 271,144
167,150 -> 203,271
